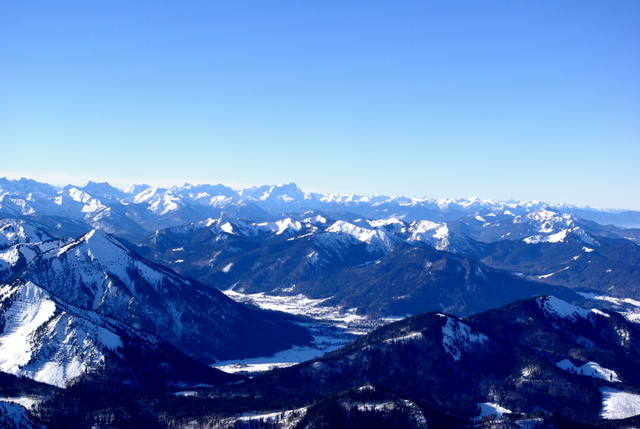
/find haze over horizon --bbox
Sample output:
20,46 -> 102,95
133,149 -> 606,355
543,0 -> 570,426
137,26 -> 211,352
2,1 -> 638,210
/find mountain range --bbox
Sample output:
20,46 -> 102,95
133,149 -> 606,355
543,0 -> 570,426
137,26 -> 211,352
1,177 -> 640,428
2,177 -> 640,242
0,218 -> 311,385
226,295 -> 640,427
11,295 -> 640,428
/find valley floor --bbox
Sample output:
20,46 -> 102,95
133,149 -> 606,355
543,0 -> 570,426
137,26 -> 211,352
215,290 -> 396,373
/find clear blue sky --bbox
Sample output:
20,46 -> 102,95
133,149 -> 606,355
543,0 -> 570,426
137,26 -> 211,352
1,1 -> 639,209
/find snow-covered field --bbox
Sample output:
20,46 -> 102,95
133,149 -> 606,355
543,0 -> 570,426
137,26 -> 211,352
600,387 -> 640,420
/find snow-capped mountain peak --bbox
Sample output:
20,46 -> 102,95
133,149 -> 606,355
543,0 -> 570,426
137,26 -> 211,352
0,280 -> 122,387
123,183 -> 151,195
3,225 -> 312,364
324,221 -> 397,251
0,219 -> 54,247
523,226 -> 598,246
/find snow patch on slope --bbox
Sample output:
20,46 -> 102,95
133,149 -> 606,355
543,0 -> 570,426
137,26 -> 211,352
0,220 -> 54,247
217,407 -> 308,429
524,229 -> 570,244
556,359 -> 620,382
441,316 -> 488,361
384,332 -> 423,344
0,282 -> 56,370
0,281 -> 123,388
52,229 -> 179,299
318,221 -> 396,254
537,296 -> 601,322
600,387 -> 640,420
475,403 -> 512,420
407,221 -> 450,249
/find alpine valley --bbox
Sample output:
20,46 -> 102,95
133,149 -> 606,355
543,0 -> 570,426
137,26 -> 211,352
1,177 -> 640,428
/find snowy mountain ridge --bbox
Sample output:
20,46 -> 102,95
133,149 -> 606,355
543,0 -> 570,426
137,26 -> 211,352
0,219 -> 312,368
0,178 -> 596,212
2,178 -> 640,243
0,280 -> 124,387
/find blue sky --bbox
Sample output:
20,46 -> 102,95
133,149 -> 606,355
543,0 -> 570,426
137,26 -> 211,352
1,1 -> 639,209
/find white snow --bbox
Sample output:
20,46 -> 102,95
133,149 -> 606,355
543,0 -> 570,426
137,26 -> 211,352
53,229 -> 180,299
579,293 -> 640,323
0,401 -> 44,428
537,272 -> 556,279
0,282 -> 57,371
235,218 -> 307,237
273,218 -> 303,235
303,215 -> 328,224
441,316 -> 488,361
579,293 -> 640,308
591,308 -> 611,318
223,290 -> 370,330
0,221 -> 53,247
353,401 -> 396,412
81,198 -> 106,213
547,229 -> 570,243
406,221 -> 453,250
384,332 -> 423,344
214,319 -> 358,374
67,188 -> 92,204
221,262 -> 234,273
0,246 -> 25,266
0,281 -> 124,388
524,230 -> 568,244
537,296 -> 597,322
218,407 -> 308,429
173,391 -> 198,397
0,396 -> 42,411
307,251 -> 318,265
326,221 -> 378,242
475,402 -> 512,420
556,359 -> 620,382
368,218 -> 404,228
600,387 -> 640,420
220,222 -> 234,234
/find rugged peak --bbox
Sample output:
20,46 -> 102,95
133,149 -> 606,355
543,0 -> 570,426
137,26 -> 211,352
0,219 -> 54,246
123,183 -> 152,195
